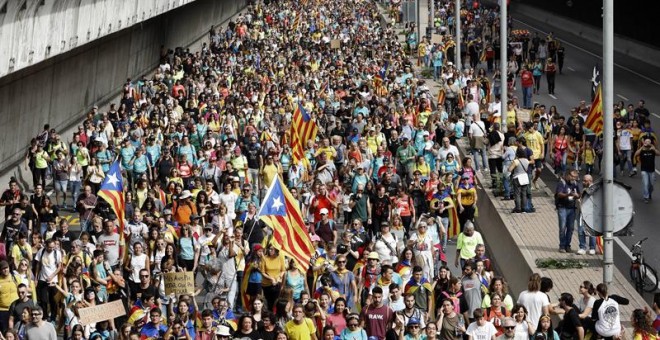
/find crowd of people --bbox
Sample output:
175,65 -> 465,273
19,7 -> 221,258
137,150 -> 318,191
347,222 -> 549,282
0,0 -> 659,339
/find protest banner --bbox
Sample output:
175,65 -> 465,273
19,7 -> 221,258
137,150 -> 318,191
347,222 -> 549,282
79,300 -> 125,325
164,271 -> 195,295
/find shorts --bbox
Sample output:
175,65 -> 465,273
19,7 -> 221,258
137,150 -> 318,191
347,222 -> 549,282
54,180 -> 68,192
533,159 -> 544,170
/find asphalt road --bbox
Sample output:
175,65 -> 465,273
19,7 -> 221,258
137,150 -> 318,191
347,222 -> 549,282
509,10 -> 660,298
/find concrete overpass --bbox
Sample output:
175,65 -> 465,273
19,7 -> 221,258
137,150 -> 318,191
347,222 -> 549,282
0,0 -> 247,178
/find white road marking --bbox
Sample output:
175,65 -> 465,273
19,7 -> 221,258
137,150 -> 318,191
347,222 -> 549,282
513,19 -> 660,87
617,94 -> 629,101
651,112 -> 660,119
655,169 -> 660,175
549,94 -> 557,99
567,67 -> 576,72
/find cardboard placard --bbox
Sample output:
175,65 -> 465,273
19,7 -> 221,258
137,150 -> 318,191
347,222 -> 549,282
517,108 -> 531,122
431,34 -> 443,45
330,39 -> 341,49
78,300 -> 125,325
164,272 -> 195,295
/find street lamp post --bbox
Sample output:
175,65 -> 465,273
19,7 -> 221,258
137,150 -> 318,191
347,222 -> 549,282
603,0 -> 614,286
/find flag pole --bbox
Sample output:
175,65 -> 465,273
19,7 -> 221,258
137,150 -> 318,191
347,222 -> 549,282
602,0 -> 614,285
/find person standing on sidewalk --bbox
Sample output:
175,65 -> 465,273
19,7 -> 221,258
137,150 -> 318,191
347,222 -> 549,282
634,136 -> 660,203
576,174 -> 596,255
555,170 -> 581,253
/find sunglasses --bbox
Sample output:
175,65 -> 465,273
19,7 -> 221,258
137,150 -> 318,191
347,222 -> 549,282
337,260 -> 346,264
504,326 -> 516,330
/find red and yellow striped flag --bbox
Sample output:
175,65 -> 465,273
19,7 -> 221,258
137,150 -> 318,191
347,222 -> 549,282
258,176 -> 314,271
96,161 -> 125,254
585,84 -> 603,135
290,102 -> 318,163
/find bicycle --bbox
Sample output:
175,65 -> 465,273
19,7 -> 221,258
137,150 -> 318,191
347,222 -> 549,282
629,237 -> 659,293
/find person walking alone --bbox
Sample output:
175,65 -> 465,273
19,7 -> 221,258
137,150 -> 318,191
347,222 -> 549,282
634,136 -> 660,203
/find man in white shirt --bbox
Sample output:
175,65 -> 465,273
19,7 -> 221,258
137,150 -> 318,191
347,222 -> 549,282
466,308 -> 498,340
436,138 -> 460,166
488,95 -> 503,124
468,112 -> 489,172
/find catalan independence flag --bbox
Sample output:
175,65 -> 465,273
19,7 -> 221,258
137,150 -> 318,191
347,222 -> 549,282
257,176 -> 313,272
585,84 -> 603,135
97,161 -> 125,247
374,62 -> 389,88
290,102 -> 318,163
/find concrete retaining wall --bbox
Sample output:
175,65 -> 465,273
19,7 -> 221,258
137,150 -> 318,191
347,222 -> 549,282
0,0 -> 247,180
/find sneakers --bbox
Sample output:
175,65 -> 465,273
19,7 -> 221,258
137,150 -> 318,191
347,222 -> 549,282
588,249 -> 596,255
558,248 -> 566,253
630,169 -> 638,177
644,198 -> 650,204
576,249 -> 586,255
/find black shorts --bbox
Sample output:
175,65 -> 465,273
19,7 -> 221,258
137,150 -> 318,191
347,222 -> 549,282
533,159 -> 544,169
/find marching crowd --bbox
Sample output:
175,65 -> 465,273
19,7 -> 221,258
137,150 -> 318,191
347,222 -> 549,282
0,0 -> 659,339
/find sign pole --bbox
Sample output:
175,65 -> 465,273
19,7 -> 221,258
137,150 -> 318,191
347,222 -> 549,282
602,0 -> 614,285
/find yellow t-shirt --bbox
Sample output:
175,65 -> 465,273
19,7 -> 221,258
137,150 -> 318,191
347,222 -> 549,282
0,275 -> 18,310
260,254 -> 285,287
317,146 -> 337,161
524,131 -> 545,160
10,244 -> 32,266
413,162 -> 431,178
262,164 -> 281,188
458,187 -> 476,206
506,109 -> 516,126
457,232 -> 484,260
285,318 -> 317,340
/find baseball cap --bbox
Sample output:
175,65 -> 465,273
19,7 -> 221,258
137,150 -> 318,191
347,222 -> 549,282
320,208 -> 329,215
0,260 -> 8,269
311,234 -> 321,242
407,318 -> 421,326
367,252 -> 379,260
179,190 -> 192,199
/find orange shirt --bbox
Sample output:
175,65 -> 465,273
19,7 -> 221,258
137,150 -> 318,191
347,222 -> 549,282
173,201 -> 197,225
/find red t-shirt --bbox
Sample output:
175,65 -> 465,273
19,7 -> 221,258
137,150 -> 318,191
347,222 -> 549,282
360,304 -> 394,340
311,195 -> 334,223
521,70 -> 534,88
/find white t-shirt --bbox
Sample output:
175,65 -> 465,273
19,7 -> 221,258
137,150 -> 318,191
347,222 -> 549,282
469,121 -> 487,137
218,191 -> 239,219
594,298 -> 621,337
517,290 -> 550,330
466,102 -> 480,118
466,320 -> 497,340
36,249 -> 63,283
374,233 -> 399,265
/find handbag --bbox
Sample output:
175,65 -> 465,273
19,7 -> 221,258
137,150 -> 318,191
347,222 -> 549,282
514,160 -> 529,186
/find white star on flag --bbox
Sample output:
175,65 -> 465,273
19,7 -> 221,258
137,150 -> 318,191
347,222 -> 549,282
106,173 -> 120,187
271,196 -> 284,211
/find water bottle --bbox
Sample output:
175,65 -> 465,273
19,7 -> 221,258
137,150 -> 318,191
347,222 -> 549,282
456,315 -> 464,336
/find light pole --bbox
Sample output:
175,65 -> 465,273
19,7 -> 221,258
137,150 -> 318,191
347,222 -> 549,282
500,0 -> 507,126
603,0 -> 614,285
455,0 -> 461,71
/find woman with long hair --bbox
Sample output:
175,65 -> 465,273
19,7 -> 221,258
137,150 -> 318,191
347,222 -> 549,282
511,304 -> 535,339
283,260 -> 308,303
533,314 -> 560,340
124,242 -> 150,294
577,280 -> 596,330
234,314 -> 261,340
482,277 -> 514,311
178,225 -> 199,272
38,196 -> 59,236
261,246 -> 285,312
631,308 -> 658,340
326,297 -> 349,334
396,247 -> 417,284
252,297 -> 266,329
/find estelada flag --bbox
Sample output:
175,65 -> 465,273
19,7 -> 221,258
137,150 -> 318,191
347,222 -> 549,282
437,89 -> 446,106
457,90 -> 465,109
585,84 -> 603,135
257,176 -> 313,271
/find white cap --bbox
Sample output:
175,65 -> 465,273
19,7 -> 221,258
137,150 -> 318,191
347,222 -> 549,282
179,190 -> 192,199
320,208 -> 329,215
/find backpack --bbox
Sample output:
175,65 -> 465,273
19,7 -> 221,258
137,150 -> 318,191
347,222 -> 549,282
442,291 -> 463,314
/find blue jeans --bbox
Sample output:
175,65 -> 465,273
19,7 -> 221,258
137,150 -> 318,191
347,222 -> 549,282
502,171 -> 512,198
434,65 -> 443,81
472,147 -> 488,171
557,207 -> 577,249
70,180 -> 82,205
642,170 -> 655,199
577,215 -> 596,250
522,86 -> 533,108
619,150 -> 632,173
